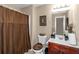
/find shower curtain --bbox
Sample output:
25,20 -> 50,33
0,6 -> 31,54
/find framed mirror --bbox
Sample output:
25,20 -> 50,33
55,16 -> 65,35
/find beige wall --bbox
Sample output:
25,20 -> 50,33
67,5 -> 79,45
37,5 -> 53,37
72,5 -> 79,45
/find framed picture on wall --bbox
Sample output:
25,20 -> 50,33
39,15 -> 47,26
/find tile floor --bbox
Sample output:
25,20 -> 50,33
24,49 -> 35,54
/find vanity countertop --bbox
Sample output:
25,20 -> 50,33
47,37 -> 79,48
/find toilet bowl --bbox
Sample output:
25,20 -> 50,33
33,47 -> 44,54
33,35 -> 47,54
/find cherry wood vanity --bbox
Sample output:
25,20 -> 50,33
48,42 -> 79,54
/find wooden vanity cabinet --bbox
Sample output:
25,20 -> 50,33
48,42 -> 79,54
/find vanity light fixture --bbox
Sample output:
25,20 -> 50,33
52,4 -> 70,13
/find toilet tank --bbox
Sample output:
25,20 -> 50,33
38,35 -> 47,44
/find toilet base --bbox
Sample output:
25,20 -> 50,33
33,51 -> 44,54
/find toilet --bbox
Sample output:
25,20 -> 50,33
33,35 -> 47,54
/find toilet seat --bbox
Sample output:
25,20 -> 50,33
33,47 -> 45,54
33,48 -> 43,52
32,43 -> 46,54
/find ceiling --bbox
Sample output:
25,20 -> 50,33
4,4 -> 31,10
3,4 -> 43,10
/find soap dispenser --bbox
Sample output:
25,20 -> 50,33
51,32 -> 55,38
64,34 -> 69,41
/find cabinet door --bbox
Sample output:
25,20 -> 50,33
48,42 -> 62,54
48,42 -> 79,54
